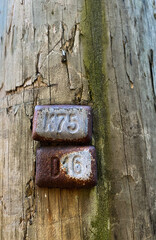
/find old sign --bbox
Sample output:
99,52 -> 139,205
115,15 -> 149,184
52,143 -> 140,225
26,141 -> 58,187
36,146 -> 97,188
32,105 -> 92,143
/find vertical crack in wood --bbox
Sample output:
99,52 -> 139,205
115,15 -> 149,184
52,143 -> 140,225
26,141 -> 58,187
148,49 -> 156,111
0,83 -> 4,92
7,2 -> 15,35
77,195 -> 82,239
47,23 -> 52,104
36,52 -> 40,75
65,61 -> 71,87
120,9 -> 134,88
60,21 -> 80,89
110,27 -> 135,240
59,189 -> 63,240
23,168 -> 36,240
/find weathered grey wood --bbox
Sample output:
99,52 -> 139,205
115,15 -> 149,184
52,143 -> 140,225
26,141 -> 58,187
0,1 -> 96,240
1,0 -> 156,239
105,0 -> 156,239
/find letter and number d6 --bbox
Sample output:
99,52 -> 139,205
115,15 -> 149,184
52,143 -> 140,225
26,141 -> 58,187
32,105 -> 92,143
36,146 -> 97,188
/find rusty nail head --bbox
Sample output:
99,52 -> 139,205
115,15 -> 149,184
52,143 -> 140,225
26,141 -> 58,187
32,105 -> 92,143
36,146 -> 97,188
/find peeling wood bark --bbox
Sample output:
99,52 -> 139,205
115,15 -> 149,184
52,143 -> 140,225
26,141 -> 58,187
0,0 -> 156,240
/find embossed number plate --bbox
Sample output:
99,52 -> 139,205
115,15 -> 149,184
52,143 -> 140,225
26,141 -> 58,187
36,146 -> 97,188
32,105 -> 92,143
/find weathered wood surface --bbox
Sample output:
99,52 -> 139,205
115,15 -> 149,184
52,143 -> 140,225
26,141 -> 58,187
0,0 -> 156,239
106,1 -> 156,239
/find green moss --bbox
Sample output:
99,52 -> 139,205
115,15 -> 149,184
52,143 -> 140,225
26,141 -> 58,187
80,1 -> 110,239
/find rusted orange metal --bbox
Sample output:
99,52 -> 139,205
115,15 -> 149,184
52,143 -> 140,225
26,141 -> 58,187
36,146 -> 97,188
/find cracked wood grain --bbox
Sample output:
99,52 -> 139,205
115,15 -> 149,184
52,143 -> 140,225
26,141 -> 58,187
1,0 -> 156,239
0,1 -> 91,240
106,0 -> 156,239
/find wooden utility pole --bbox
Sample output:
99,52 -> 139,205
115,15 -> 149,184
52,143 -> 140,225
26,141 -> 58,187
0,0 -> 156,239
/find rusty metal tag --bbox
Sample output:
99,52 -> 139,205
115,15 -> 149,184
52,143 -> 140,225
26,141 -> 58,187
32,105 -> 92,143
36,146 -> 97,188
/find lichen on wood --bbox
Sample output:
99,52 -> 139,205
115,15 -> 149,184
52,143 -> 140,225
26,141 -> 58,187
80,0 -> 110,239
